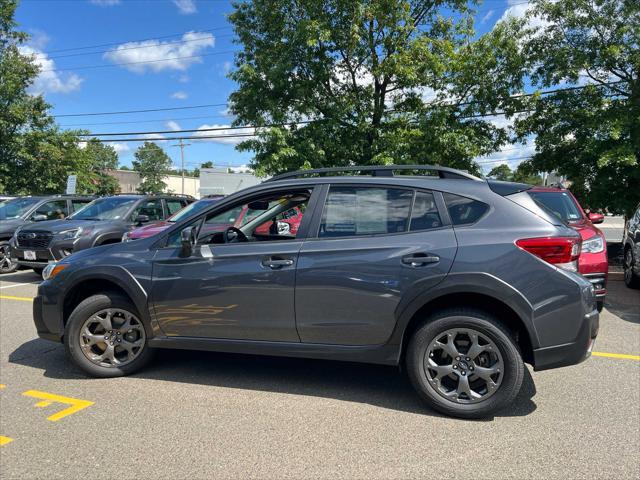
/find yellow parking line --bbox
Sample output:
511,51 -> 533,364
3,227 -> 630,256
0,295 -> 33,302
23,390 -> 94,422
593,352 -> 640,361
0,436 -> 14,447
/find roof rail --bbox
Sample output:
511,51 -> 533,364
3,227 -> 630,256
266,165 -> 483,182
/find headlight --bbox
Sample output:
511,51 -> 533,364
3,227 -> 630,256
58,226 -> 93,240
42,262 -> 68,281
582,235 -> 604,254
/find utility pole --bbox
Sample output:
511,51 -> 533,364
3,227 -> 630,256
171,139 -> 191,194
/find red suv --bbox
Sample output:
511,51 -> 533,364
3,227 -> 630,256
528,186 -> 607,311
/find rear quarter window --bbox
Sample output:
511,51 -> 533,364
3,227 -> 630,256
443,193 -> 489,225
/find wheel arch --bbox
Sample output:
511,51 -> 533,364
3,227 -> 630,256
393,274 -> 538,367
61,267 -> 154,337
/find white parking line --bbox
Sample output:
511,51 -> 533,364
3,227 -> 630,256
0,282 -> 39,290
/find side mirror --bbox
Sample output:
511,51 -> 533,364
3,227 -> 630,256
180,226 -> 197,257
135,214 -> 150,225
32,214 -> 48,222
588,212 -> 604,224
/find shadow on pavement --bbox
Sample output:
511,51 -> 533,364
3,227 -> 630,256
9,339 -> 537,419
0,270 -> 42,283
604,275 -> 640,324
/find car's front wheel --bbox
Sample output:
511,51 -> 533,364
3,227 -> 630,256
624,248 -> 640,289
406,308 -> 524,419
64,293 -> 154,377
0,242 -> 18,274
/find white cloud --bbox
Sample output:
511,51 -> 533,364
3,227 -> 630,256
140,133 -> 168,143
498,1 -> 549,31
89,0 -> 121,5
481,9 -> 495,24
178,74 -> 190,83
78,141 -> 88,149
108,142 -> 130,154
28,29 -> 50,50
475,139 -> 537,173
229,165 -> 253,173
171,91 -> 188,100
173,0 -> 196,15
103,31 -> 215,73
20,46 -> 83,94
192,124 -> 255,145
166,120 -> 181,131
222,60 -> 232,75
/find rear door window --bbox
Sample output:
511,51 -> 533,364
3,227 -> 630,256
71,199 -> 92,213
131,199 -> 164,221
165,199 -> 185,216
319,186 -> 413,237
410,191 -> 442,231
443,193 -> 489,225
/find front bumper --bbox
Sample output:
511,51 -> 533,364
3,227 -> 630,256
12,238 -> 82,268
33,294 -> 62,342
532,308 -> 599,371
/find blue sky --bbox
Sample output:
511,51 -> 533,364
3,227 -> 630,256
16,0 -> 531,173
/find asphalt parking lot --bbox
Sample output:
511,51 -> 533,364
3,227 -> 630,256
0,270 -> 638,479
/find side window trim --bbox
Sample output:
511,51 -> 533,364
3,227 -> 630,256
433,191 -> 452,227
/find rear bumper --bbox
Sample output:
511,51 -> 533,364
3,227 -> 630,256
532,309 -> 599,371
582,272 -> 607,299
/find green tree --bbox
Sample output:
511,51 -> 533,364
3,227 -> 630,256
132,142 -> 172,193
229,0 -> 524,176
200,161 -> 214,169
82,139 -> 119,195
488,164 -> 512,181
513,0 -> 640,217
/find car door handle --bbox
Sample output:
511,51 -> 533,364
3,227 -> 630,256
262,258 -> 294,269
402,254 -> 440,267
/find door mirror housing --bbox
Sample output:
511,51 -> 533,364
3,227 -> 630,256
180,226 -> 197,257
588,212 -> 604,224
135,214 -> 150,225
32,214 -> 48,222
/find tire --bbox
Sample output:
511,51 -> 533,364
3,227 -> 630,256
406,308 -> 524,419
624,247 -> 640,289
596,301 -> 604,313
32,267 -> 44,276
64,293 -> 155,377
0,241 -> 18,274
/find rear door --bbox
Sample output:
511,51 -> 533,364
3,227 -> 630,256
295,185 -> 457,346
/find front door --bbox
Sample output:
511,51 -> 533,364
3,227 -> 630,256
151,187 -> 315,341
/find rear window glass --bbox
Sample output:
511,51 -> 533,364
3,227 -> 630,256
410,191 -> 442,231
443,193 -> 489,225
319,187 -> 413,237
527,191 -> 582,223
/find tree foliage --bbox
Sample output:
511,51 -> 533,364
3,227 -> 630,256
132,142 -> 172,193
487,163 -> 542,185
513,0 -> 640,216
229,0 -> 524,176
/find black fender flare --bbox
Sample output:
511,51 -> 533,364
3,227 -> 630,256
390,272 -> 539,353
61,265 -> 155,336
92,231 -> 125,247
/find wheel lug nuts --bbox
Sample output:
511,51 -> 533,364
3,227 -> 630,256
455,356 -> 460,361
466,357 -> 470,361
453,365 -> 458,369
104,336 -> 108,339
461,371 -> 466,376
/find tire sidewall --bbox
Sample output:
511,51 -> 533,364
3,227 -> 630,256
64,293 -> 153,377
407,313 -> 524,418
0,241 -> 18,274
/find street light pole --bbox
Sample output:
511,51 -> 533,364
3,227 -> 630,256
171,139 -> 191,194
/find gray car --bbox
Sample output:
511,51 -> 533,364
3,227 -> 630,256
0,195 -> 95,274
32,166 -> 599,418
10,194 -> 193,274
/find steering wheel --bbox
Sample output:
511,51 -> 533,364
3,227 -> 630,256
224,226 -> 249,243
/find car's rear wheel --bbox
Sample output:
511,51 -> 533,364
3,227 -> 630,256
406,308 -> 524,419
624,248 -> 640,289
64,293 -> 154,377
0,242 -> 18,274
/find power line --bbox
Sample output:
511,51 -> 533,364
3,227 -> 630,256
92,133 -> 257,142
54,103 -> 228,118
60,114 -> 233,128
41,50 -> 238,73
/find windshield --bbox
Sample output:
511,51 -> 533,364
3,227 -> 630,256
0,197 -> 41,220
168,199 -> 218,223
70,197 -> 138,221
528,191 -> 583,223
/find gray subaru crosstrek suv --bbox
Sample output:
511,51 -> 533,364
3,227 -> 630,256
33,166 -> 598,418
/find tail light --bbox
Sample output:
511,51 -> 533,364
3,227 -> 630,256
515,236 -> 582,272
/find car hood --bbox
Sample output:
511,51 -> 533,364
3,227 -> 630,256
0,218 -> 25,236
128,220 -> 171,239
